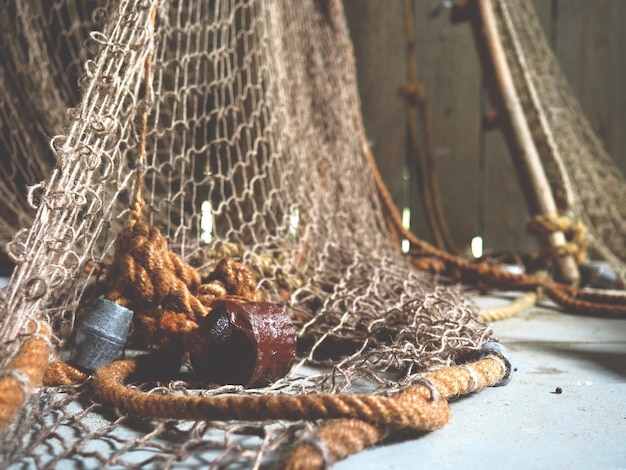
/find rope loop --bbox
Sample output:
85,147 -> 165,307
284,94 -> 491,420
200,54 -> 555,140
527,214 -> 588,264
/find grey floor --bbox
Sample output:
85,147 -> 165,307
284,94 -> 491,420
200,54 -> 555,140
336,293 -> 626,470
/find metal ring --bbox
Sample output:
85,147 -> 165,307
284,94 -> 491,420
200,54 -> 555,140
479,341 -> 514,386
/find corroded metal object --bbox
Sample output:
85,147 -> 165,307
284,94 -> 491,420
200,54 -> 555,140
480,341 -> 514,386
580,262 -> 620,290
190,300 -> 297,387
69,298 -> 134,373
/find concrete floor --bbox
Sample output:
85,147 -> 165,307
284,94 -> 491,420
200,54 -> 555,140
336,293 -> 626,469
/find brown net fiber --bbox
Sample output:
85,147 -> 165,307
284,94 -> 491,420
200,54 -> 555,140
493,0 -> 626,280
0,1 -> 496,467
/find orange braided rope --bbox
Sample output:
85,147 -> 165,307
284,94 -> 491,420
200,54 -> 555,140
0,324 -> 50,431
87,353 -> 506,470
91,352 -> 454,430
44,342 -> 507,467
44,358 -> 89,386
284,356 -> 506,469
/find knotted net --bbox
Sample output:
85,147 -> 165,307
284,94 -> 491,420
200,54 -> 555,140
494,0 -> 626,281
0,0 -> 494,467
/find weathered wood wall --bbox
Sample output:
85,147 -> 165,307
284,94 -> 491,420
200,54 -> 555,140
344,0 -> 626,257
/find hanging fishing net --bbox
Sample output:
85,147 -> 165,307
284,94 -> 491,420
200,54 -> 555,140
0,1 -> 504,468
492,0 -> 626,281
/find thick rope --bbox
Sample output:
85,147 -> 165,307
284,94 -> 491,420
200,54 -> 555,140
91,352 -> 453,432
44,358 -> 88,386
42,355 -> 505,468
104,218 -> 257,350
38,215 -> 511,468
479,291 -> 538,322
283,357 -> 506,469
0,324 -> 50,432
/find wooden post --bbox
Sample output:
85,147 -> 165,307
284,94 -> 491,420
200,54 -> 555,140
461,0 -> 580,285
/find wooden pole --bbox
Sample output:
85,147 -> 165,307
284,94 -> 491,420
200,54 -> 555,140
460,0 -> 580,285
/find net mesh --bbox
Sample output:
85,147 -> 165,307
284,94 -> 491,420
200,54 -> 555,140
494,0 -> 626,280
0,0 -> 492,467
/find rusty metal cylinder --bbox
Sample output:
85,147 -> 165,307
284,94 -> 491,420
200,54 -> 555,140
190,300 -> 297,388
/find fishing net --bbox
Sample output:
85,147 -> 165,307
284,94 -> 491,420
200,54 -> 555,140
493,0 -> 626,281
0,1 -> 499,467
2,0 -> 625,467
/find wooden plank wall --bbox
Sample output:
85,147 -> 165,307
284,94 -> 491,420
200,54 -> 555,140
344,0 -> 626,257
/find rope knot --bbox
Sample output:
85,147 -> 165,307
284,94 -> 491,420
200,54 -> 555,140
527,214 -> 587,264
106,223 -> 263,349
398,82 -> 426,107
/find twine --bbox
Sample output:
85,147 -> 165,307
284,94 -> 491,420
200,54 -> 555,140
399,0 -> 458,254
